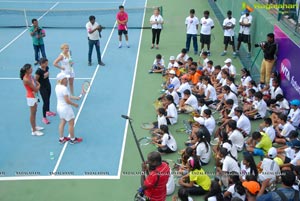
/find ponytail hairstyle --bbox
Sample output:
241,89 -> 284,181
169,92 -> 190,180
229,172 -> 246,196
20,64 -> 32,80
196,131 -> 210,153
188,156 -> 201,171
243,151 -> 258,178
158,107 -> 167,116
165,94 -> 175,106
160,124 -> 170,140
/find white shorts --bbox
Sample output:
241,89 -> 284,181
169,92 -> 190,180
62,70 -> 75,78
57,106 -> 75,121
27,98 -> 38,107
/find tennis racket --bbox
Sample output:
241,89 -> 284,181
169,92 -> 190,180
153,100 -> 163,110
164,159 -> 180,171
141,122 -> 155,130
210,137 -> 219,146
138,137 -> 153,146
78,81 -> 90,98
184,105 -> 195,113
32,75 -> 40,102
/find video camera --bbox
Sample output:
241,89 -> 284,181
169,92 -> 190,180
254,41 -> 266,48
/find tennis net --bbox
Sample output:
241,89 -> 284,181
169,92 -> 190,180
0,6 -> 162,29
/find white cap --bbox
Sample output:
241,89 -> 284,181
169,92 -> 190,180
169,56 -> 175,60
56,72 -> 70,81
224,58 -> 232,63
169,70 -> 176,75
194,117 -> 205,125
268,147 -> 277,159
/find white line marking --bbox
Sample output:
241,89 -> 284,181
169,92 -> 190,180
0,77 -> 92,80
51,4 -> 121,176
0,2 -> 60,53
0,1 -> 121,3
117,0 -> 147,178
0,175 -> 119,181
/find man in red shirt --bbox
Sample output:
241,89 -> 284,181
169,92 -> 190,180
141,151 -> 170,201
116,5 -> 129,48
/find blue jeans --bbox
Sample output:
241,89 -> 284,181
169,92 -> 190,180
88,39 -> 101,64
186,34 -> 198,53
33,44 -> 46,62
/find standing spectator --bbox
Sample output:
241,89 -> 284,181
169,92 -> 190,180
35,58 -> 56,125
150,7 -> 164,49
29,19 -> 46,65
185,9 -> 199,55
86,15 -> 105,67
20,64 -> 44,136
259,33 -> 277,86
237,9 -> 253,57
141,151 -> 170,201
199,10 -> 214,56
55,72 -> 82,144
53,43 -> 75,96
116,5 -> 129,48
221,11 -> 237,58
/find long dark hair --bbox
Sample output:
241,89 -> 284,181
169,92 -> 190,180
188,156 -> 201,171
243,152 -> 258,178
165,95 -> 176,106
20,64 -> 31,80
229,172 -> 246,196
196,131 -> 210,153
160,125 -> 170,140
204,180 -> 224,201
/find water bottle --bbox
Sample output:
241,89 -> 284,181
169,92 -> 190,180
50,152 -> 54,160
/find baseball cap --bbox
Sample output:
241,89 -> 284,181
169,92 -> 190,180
242,181 -> 260,195
290,99 -> 300,106
169,56 -> 175,60
287,139 -> 300,148
169,70 -> 176,75
56,72 -> 70,81
224,58 -> 232,63
167,84 -> 175,89
194,117 -> 205,125
268,147 -> 277,159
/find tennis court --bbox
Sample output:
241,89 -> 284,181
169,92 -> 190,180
0,0 -> 147,179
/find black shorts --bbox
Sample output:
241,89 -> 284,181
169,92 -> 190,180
224,36 -> 235,45
200,34 -> 211,44
118,30 -> 128,35
238,33 -> 251,43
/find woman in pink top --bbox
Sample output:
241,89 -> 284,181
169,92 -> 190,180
20,64 -> 44,136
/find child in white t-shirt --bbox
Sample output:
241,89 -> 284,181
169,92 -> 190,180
149,54 -> 165,73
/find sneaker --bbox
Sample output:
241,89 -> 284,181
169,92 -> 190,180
34,61 -> 38,65
69,137 -> 83,144
46,111 -> 56,117
148,70 -> 153,74
32,130 -> 44,136
118,44 -> 122,48
220,51 -> 227,56
233,52 -> 237,58
59,137 -> 70,144
42,118 -> 50,124
207,51 -> 211,56
88,62 -> 92,66
127,44 -> 130,48
35,126 -> 44,131
98,62 -> 105,66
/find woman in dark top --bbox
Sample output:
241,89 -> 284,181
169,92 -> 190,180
35,58 -> 56,124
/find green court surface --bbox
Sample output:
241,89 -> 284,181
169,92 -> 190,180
0,0 -> 261,200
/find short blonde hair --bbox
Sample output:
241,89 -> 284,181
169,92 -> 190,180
60,43 -> 69,50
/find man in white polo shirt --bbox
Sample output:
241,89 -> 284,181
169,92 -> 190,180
185,9 -> 199,55
86,15 -> 105,67
221,10 -> 237,58
200,10 -> 214,56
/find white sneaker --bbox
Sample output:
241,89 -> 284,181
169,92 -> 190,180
32,130 -> 44,136
35,126 -> 44,131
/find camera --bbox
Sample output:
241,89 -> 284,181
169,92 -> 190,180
254,41 -> 265,48
36,27 -> 42,33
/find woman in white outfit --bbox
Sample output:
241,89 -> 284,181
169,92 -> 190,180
55,72 -> 82,144
54,43 -> 75,95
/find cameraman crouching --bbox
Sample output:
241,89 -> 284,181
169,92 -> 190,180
141,151 -> 170,201
258,33 -> 277,87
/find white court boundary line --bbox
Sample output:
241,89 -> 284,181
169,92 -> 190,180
117,0 -> 147,178
49,0 -> 127,180
0,77 -> 92,80
0,1 -> 121,3
0,2 -> 59,53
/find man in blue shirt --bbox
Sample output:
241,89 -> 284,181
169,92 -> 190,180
257,170 -> 299,201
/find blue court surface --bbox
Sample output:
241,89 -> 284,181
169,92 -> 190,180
0,0 -> 146,179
